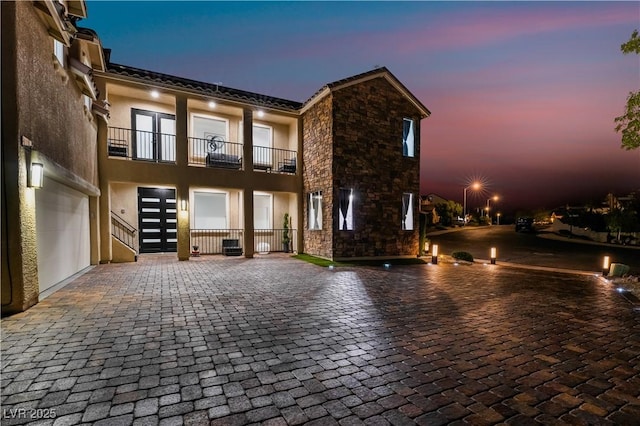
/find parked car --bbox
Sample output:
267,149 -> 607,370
515,217 -> 534,232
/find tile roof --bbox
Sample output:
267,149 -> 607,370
103,62 -> 303,113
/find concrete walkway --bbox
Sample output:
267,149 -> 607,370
2,255 -> 639,425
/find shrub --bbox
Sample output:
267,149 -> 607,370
451,251 -> 474,262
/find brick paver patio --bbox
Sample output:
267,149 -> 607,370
1,255 -> 639,425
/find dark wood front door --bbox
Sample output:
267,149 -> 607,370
138,187 -> 177,253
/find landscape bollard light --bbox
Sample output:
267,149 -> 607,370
490,247 -> 497,265
431,244 -> 439,265
383,262 -> 391,270
329,265 -> 335,270
602,256 -> 610,276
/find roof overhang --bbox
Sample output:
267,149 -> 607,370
69,57 -> 98,99
66,0 -> 88,18
75,30 -> 106,71
33,0 -> 76,46
301,69 -> 431,119
91,99 -> 110,122
96,69 -> 302,116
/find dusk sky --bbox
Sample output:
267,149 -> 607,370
84,1 -> 639,214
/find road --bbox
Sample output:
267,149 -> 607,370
426,225 -> 640,273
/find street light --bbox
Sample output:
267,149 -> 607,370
486,195 -> 499,222
463,182 -> 481,225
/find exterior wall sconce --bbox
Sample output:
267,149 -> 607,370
490,247 -> 497,264
431,244 -> 439,264
180,199 -> 188,211
30,162 -> 44,188
602,256 -> 610,276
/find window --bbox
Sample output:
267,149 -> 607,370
132,109 -> 176,162
192,115 -> 228,157
254,193 -> 272,229
403,118 -> 415,157
193,192 -> 227,229
53,39 -> 65,66
308,191 -> 323,230
253,124 -> 272,167
338,188 -> 354,231
402,193 -> 414,230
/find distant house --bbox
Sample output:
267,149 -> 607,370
420,193 -> 453,225
2,0 -> 430,313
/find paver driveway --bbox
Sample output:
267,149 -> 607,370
1,255 -> 639,426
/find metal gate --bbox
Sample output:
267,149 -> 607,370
138,187 -> 177,253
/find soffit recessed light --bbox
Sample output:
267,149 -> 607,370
150,90 -> 160,98
208,101 -> 216,108
257,110 -> 265,118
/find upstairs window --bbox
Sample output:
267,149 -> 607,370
338,188 -> 354,231
53,39 -> 65,66
402,193 -> 414,230
253,124 -> 272,167
403,118 -> 415,157
308,191 -> 323,230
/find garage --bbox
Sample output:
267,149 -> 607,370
35,177 -> 91,295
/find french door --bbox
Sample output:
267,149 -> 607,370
132,109 -> 176,162
138,187 -> 177,253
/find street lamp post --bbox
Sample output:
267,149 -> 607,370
486,195 -> 499,223
463,182 -> 481,225
496,213 -> 501,225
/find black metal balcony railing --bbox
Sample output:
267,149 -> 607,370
108,127 -> 296,174
111,211 -> 137,252
188,137 -> 244,169
108,127 -> 176,163
190,229 -> 297,254
253,146 -> 297,174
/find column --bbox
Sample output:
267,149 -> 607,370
242,108 -> 254,258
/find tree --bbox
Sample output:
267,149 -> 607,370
614,30 -> 640,150
434,200 -> 462,226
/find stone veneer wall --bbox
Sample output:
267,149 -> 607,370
331,77 -> 421,258
302,95 -> 334,259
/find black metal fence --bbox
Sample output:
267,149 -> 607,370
254,228 -> 298,253
190,228 -> 298,254
188,137 -> 244,169
190,229 -> 244,254
107,127 -> 176,163
253,147 -> 297,174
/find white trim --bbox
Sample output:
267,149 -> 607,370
253,191 -> 273,229
190,112 -> 230,141
192,190 -> 229,229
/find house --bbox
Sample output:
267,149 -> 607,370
2,0 -> 108,315
2,0 -> 430,314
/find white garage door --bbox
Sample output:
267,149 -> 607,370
35,177 -> 90,295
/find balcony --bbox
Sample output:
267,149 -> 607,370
107,127 -> 176,163
253,146 -> 297,174
108,127 -> 297,174
188,136 -> 243,169
188,137 -> 297,174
